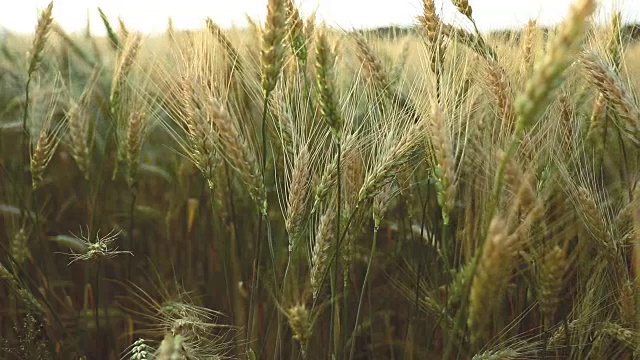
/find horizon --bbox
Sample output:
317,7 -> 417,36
0,0 -> 639,36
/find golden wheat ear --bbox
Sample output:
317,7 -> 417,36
537,245 -> 568,328
28,2 -> 54,77
580,52 -> 640,145
30,90 -> 66,190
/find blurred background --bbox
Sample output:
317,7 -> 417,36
1,0 -> 639,35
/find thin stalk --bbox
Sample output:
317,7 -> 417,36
312,203 -> 360,311
331,136 -> 342,358
94,262 -> 101,340
415,182 -> 431,350
20,76 -> 33,223
248,92 -> 271,356
211,186 -> 234,330
264,218 -> 282,357
0,240 -> 65,332
127,186 -> 137,280
247,213 -> 264,355
223,162 -> 244,354
444,255 -> 480,359
349,221 -> 378,360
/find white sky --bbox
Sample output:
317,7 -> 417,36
0,0 -> 639,34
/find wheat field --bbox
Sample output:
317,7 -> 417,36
0,0 -> 639,358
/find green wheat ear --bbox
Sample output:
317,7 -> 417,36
98,7 -> 120,50
315,30 -> 342,139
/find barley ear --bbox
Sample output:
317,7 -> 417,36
285,148 -> 311,252
127,338 -> 153,360
0,263 -> 45,319
514,0 -> 596,134
110,33 -> 141,121
493,0 -> 596,211
118,17 -> 130,42
31,98 -> 66,190
451,0 -> 473,19
98,7 -> 120,50
587,93 -> 607,152
28,2 -> 54,76
606,10 -> 623,72
580,52 -> 640,145
430,103 -> 456,225
468,217 -> 513,346
418,0 -> 441,45
537,245 -> 568,328
522,20 -> 537,67
418,0 -> 446,85
261,0 -> 287,95
125,110 -> 147,188
286,0 -> 307,65
315,30 -> 342,139
311,207 -> 335,300
286,304 -> 312,356
10,228 -> 30,266
155,333 -> 184,359
354,35 -> 391,93
67,70 -> 100,180
575,186 -> 613,253
206,19 -> 243,74
23,1 -> 54,149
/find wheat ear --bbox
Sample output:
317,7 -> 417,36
580,52 -> 640,145
261,0 -> 286,95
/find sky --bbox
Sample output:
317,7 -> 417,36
0,0 -> 639,35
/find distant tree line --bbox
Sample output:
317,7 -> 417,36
357,23 -> 640,42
